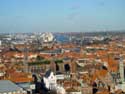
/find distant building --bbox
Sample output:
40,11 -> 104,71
119,56 -> 124,82
40,32 -> 55,48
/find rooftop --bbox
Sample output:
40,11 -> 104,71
0,80 -> 22,93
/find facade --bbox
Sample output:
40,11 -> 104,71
82,87 -> 92,94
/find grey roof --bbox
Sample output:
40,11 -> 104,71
0,80 -> 22,93
44,69 -> 52,78
41,49 -> 62,54
63,47 -> 80,52
56,71 -> 63,75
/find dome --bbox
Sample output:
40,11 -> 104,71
41,32 -> 54,43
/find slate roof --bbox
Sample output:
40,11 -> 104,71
0,80 -> 22,93
44,69 -> 52,78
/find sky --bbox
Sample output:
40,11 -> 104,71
0,0 -> 125,33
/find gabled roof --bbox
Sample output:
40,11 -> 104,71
44,69 -> 52,78
0,80 -> 22,93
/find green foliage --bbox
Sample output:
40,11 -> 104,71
55,59 -> 63,64
36,55 -> 44,61
28,60 -> 50,66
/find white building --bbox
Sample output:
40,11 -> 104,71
43,70 -> 57,90
40,32 -> 55,48
41,32 -> 54,43
43,70 -> 66,94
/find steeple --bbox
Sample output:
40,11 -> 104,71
23,42 -> 28,73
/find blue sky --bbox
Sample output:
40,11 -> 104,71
0,0 -> 125,33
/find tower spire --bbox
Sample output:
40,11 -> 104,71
23,42 -> 28,73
